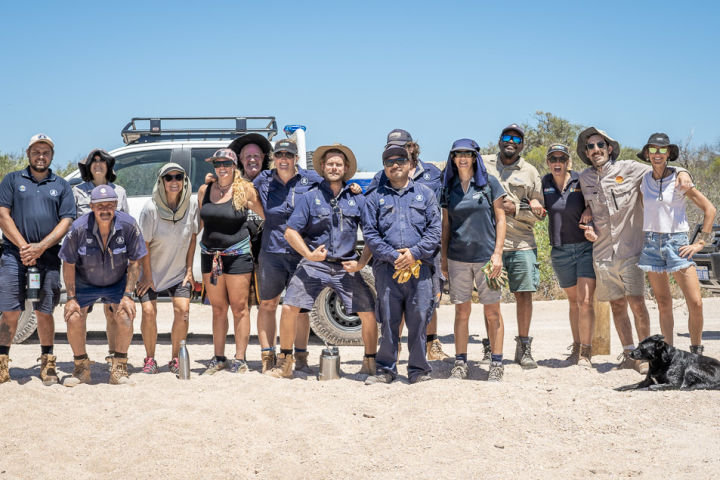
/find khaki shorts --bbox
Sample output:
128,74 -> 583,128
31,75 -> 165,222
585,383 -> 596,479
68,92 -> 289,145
594,256 -> 645,302
447,258 -> 502,305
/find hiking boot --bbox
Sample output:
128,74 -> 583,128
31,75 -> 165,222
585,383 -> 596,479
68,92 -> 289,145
479,338 -> 492,365
577,345 -> 593,369
267,353 -> 294,379
427,339 -> 451,362
64,357 -> 91,387
105,353 -> 114,372
566,342 -> 580,365
487,361 -> 504,382
142,357 -> 159,374
690,345 -> 704,355
365,372 -> 393,385
614,351 -> 648,375
0,355 -> 10,384
39,354 -> 59,386
229,358 -> 249,374
294,351 -> 313,374
168,358 -> 180,376
449,360 -> 468,380
410,373 -> 432,384
109,357 -> 132,385
358,356 -> 376,375
514,336 -> 538,369
204,357 -> 227,375
261,350 -> 276,374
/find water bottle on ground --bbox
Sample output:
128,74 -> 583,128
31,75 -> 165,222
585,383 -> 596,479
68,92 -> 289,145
178,340 -> 190,380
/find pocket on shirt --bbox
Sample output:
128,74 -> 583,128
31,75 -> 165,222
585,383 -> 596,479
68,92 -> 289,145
409,204 -> 426,225
378,205 -> 395,231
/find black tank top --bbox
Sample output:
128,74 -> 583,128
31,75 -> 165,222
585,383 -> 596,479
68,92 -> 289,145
200,185 -> 251,251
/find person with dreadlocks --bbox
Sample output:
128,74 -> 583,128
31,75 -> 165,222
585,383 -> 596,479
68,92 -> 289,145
197,149 -> 264,375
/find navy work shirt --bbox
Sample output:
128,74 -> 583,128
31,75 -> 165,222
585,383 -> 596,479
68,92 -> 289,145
253,167 -> 322,254
287,180 -> 365,261
440,175 -> 506,263
362,179 -> 441,264
0,167 -> 75,261
542,171 -> 588,247
366,160 -> 443,202
59,211 -> 148,287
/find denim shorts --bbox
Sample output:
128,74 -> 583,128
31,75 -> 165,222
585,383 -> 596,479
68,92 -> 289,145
502,249 -> 539,293
550,242 -> 595,288
638,232 -> 695,273
0,251 -> 61,314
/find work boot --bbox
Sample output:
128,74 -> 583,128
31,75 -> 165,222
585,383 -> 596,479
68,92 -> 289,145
566,342 -> 580,365
479,338 -> 492,365
109,357 -> 132,385
426,338 -> 451,362
410,373 -> 432,384
267,353 -> 294,379
487,361 -> 504,382
614,351 -> 648,375
690,345 -> 704,355
577,345 -> 593,369
514,336 -> 538,369
358,356 -> 376,375
0,355 -> 10,384
64,357 -> 91,387
294,351 -> 313,374
449,360 -> 468,380
261,350 -> 276,374
39,354 -> 59,386
365,372 -> 393,385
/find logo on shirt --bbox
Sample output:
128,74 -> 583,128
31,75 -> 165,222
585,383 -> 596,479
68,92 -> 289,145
615,176 -> 624,183
19,185 -> 26,192
543,187 -> 556,194
49,189 -> 58,196
300,177 -> 308,185
314,197 -> 321,205
472,192 -> 482,199
423,173 -> 430,180
379,198 -> 385,205
348,199 -> 356,206
116,236 -> 125,245
415,194 -> 424,202
86,238 -> 93,245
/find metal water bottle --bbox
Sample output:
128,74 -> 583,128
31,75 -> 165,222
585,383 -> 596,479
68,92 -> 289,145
318,346 -> 341,381
26,266 -> 41,301
178,340 -> 191,380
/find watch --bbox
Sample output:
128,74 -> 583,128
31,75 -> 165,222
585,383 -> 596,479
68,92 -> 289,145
66,296 -> 77,302
123,292 -> 134,299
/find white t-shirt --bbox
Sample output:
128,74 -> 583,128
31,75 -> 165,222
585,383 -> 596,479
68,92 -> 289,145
138,199 -> 199,291
640,170 -> 690,233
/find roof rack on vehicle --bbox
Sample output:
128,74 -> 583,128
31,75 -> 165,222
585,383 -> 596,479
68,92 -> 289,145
121,116 -> 278,145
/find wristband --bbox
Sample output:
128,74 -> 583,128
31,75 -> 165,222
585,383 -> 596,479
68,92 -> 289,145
66,296 -> 77,302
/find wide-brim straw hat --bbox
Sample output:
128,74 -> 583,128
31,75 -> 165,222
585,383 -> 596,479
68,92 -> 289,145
576,127 -> 620,166
312,143 -> 357,182
636,132 -> 679,162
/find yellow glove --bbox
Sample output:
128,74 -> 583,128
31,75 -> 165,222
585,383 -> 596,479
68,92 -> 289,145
411,260 -> 421,279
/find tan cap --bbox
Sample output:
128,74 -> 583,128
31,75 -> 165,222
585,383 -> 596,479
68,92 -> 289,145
28,133 -> 54,150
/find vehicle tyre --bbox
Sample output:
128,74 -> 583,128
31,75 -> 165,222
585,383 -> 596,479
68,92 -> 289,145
309,267 -> 377,346
3,301 -> 38,344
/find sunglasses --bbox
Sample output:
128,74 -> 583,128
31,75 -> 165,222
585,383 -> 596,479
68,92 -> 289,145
648,147 -> 668,154
274,151 -> 295,159
163,173 -> 184,182
213,160 -> 234,168
501,134 -> 523,144
454,151 -> 476,158
547,155 -> 569,163
383,157 -> 410,167
585,142 -> 607,150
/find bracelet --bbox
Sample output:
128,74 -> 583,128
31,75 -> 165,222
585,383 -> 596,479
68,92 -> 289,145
123,292 -> 134,299
697,231 -> 714,246
66,296 -> 77,302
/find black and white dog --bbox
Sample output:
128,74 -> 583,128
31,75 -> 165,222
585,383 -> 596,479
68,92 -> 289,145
616,335 -> 720,391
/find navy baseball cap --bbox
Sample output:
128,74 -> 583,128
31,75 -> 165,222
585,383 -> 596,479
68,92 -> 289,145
501,124 -> 525,139
273,139 -> 298,155
546,143 -> 570,158
381,144 -> 408,162
386,129 -> 413,146
90,185 -> 118,204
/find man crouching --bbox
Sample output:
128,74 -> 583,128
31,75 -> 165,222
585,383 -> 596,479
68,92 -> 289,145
59,185 -> 149,386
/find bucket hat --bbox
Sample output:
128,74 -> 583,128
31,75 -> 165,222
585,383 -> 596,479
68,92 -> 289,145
576,127 -> 620,165
312,143 -> 357,182
78,148 -> 117,182
637,133 -> 679,162
227,133 -> 272,173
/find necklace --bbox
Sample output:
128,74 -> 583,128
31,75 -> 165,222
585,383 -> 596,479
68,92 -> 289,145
216,181 -> 232,195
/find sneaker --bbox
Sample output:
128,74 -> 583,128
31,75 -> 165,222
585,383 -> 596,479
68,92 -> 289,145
168,358 -> 180,376
261,350 -> 276,374
39,354 -> 59,386
365,372 -> 394,385
358,356 -> 376,375
690,345 -> 704,356
65,357 -> 92,387
294,351 -> 313,374
410,373 -> 432,384
204,357 -> 227,375
577,345 -> 593,369
514,336 -> 538,369
614,351 -> 648,375
229,358 -> 249,374
142,357 -> 159,374
449,360 -> 468,380
479,338 -> 492,365
0,355 -> 11,384
109,357 -> 132,385
427,339 -> 451,362
267,353 -> 294,379
487,361 -> 504,382
566,342 -> 580,365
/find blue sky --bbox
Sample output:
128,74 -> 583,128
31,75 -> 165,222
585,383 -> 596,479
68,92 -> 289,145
1,1 -> 718,172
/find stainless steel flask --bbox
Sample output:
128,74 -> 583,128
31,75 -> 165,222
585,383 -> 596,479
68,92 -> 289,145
178,340 -> 191,379
318,346 -> 340,381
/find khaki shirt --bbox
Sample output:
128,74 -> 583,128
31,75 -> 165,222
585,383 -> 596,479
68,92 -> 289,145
484,154 -> 544,251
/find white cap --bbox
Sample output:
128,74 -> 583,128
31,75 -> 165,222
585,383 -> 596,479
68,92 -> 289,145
28,133 -> 54,150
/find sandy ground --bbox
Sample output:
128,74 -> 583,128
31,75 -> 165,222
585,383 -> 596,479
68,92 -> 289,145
1,297 -> 720,479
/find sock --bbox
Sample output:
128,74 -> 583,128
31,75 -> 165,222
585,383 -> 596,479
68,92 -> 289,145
455,353 -> 467,363
520,336 -> 530,345
0,346 -> 9,355
622,344 -> 635,351
581,344 -> 591,348
215,355 -> 226,362
294,348 -> 307,353
491,354 -> 503,363
364,353 -> 376,358
280,349 -> 293,356
114,352 -> 128,359
261,347 -> 273,352
107,350 -> 115,356
426,334 -> 438,342
74,353 -> 88,360
41,345 -> 53,355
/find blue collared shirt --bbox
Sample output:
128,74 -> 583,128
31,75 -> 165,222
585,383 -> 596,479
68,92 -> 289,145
59,211 -> 148,287
253,167 -> 322,254
287,180 -> 365,261
362,179 -> 441,264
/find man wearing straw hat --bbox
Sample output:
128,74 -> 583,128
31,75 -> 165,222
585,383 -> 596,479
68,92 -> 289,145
266,144 -> 376,378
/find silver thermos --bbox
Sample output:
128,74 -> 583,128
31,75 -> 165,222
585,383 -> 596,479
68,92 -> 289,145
318,346 -> 341,381
178,340 -> 191,379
